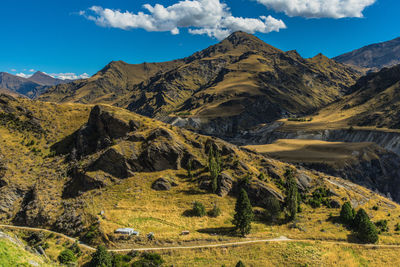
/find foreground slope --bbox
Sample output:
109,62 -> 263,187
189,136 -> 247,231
40,32 -> 361,136
334,36 -> 400,70
1,94 -> 400,252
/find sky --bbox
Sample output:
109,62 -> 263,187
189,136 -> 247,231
1,0 -> 399,79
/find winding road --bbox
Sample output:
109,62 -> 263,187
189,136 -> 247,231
1,224 -> 400,253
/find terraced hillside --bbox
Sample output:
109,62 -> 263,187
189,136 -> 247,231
40,32 -> 361,136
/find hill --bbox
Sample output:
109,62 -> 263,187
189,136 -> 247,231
1,94 -> 400,252
334,36 -> 400,70
0,71 -> 71,98
40,32 -> 361,136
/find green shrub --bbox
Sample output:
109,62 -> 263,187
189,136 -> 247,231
375,220 -> 389,233
89,245 -> 112,267
112,253 -> 132,267
395,223 -> 400,231
236,260 -> 246,267
131,252 -> 164,267
208,204 -> 221,217
58,249 -> 77,264
192,201 -> 206,217
372,205 -> 379,211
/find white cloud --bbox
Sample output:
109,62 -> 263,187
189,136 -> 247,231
80,0 -> 286,39
256,0 -> 376,18
15,72 -> 90,80
29,69 -> 35,72
47,72 -> 90,80
11,69 -> 16,72
16,73 -> 32,78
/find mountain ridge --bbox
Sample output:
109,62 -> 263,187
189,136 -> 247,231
334,36 -> 400,70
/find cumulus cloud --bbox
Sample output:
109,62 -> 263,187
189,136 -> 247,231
80,0 -> 286,39
256,0 -> 376,18
48,72 -> 90,80
16,73 -> 32,78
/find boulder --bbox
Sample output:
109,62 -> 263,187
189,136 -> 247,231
89,148 -> 135,178
246,180 -> 284,207
151,178 -> 178,191
217,172 -> 234,197
296,172 -> 312,192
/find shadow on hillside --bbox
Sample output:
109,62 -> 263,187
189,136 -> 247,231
197,227 -> 236,237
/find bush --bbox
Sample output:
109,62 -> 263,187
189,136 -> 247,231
395,223 -> 400,232
208,204 -> 221,217
340,202 -> 354,226
112,253 -> 132,267
236,260 -> 246,267
308,187 -> 331,209
131,252 -> 164,267
89,245 -> 112,267
192,201 -> 206,217
375,220 -> 389,233
58,249 -> 77,264
70,241 -> 82,257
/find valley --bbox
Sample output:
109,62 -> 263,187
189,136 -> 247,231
1,30 -> 400,266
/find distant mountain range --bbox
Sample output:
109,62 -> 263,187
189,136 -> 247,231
334,36 -> 400,70
40,31 -> 361,136
0,71 -> 72,98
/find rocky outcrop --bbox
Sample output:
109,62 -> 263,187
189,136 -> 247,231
217,172 -> 234,197
151,177 -> 178,191
52,105 -> 140,158
89,148 -> 136,178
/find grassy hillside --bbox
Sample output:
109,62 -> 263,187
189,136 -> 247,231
3,94 -> 400,266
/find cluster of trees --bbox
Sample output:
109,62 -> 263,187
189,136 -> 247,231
340,202 -> 379,243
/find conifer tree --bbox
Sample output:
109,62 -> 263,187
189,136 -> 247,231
233,189 -> 254,237
284,168 -> 298,221
340,201 -> 355,226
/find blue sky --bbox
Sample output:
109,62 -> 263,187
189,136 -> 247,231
1,0 -> 399,79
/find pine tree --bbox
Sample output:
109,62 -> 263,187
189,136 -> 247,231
354,208 -> 379,243
233,189 -> 254,237
284,168 -> 298,221
340,201 -> 355,226
208,144 -> 222,193
89,245 -> 112,267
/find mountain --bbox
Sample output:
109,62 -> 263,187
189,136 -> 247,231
40,31 -> 361,136
334,36 -> 400,70
28,71 -> 71,86
306,64 -> 400,130
0,71 -> 72,98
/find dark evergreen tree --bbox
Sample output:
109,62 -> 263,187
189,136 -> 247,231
340,201 -> 355,226
264,196 -> 281,222
354,208 -> 379,244
208,145 -> 221,193
284,168 -> 298,221
233,189 -> 254,237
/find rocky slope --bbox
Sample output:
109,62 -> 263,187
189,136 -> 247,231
1,94 -> 396,245
334,36 -> 400,70
40,31 -> 361,137
245,140 -> 400,202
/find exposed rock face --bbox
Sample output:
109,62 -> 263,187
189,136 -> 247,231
89,148 -> 136,179
217,172 -> 234,197
151,178 -> 178,191
52,105 -> 133,158
246,180 -> 284,207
